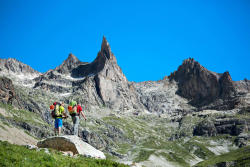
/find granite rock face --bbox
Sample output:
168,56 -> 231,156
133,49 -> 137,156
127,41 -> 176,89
193,117 -> 250,137
193,119 -> 217,137
169,58 -> 237,109
0,58 -> 41,87
0,58 -> 40,75
133,80 -> 195,114
55,53 -> 83,74
92,37 -> 141,110
234,79 -> 250,94
0,77 -> 20,107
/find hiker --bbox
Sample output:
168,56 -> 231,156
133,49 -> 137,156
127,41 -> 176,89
68,100 -> 87,136
50,102 -> 67,136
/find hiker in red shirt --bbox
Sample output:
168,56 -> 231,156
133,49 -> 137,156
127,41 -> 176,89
68,100 -> 87,136
77,104 -> 87,120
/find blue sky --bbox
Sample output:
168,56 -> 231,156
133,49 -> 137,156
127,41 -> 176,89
0,0 -> 249,81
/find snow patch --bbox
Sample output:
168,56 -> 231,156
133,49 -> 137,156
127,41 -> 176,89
0,72 -> 39,88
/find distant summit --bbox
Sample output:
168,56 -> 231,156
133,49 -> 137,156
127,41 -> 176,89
55,53 -> 82,74
169,58 -> 237,109
0,58 -> 40,76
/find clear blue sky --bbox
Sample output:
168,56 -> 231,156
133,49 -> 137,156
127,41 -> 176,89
0,0 -> 249,81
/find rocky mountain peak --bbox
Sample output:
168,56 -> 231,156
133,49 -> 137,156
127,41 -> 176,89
101,36 -> 110,51
72,36 -> 118,77
221,71 -> 233,82
181,58 -> 207,73
169,58 -> 237,109
219,71 -> 236,98
0,58 -> 40,75
99,36 -> 116,62
55,53 -> 81,74
67,53 -> 80,63
183,57 -> 199,65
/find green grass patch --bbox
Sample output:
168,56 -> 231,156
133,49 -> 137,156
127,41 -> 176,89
0,102 -> 49,128
134,149 -> 155,162
102,116 -> 146,142
195,146 -> 250,167
156,152 -> 189,167
184,140 -> 215,160
116,143 -> 131,154
0,123 -> 7,130
0,140 -> 128,167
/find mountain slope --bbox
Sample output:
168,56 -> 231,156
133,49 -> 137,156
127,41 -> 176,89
195,145 -> 250,167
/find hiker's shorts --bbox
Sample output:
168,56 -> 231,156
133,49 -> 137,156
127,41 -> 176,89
55,118 -> 63,128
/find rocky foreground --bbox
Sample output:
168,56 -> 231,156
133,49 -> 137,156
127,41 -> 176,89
0,37 -> 249,167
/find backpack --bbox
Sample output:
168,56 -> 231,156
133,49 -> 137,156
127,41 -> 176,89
51,102 -> 61,118
68,100 -> 77,115
69,100 -> 77,107
68,105 -> 77,115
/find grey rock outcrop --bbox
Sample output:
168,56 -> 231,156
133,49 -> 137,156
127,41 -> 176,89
234,133 -> 250,147
169,58 -> 237,109
37,135 -> 106,159
234,79 -> 250,93
193,117 -> 249,137
0,58 -> 40,75
81,129 -> 107,150
133,80 -> 194,114
0,58 -> 41,87
55,53 -> 84,74
193,119 -> 217,137
0,77 -> 20,107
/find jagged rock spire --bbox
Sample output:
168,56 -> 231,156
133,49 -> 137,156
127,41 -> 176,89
99,36 -> 116,61
56,53 -> 81,74
101,36 -> 110,51
64,53 -> 80,65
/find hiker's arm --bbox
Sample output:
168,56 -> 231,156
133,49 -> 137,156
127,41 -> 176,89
62,109 -> 67,117
63,112 -> 67,117
80,111 -> 87,120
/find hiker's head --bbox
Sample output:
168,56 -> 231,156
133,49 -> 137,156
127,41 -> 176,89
61,102 -> 64,106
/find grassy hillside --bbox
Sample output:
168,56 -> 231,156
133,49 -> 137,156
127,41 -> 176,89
0,101 -> 245,166
195,146 -> 250,167
0,140 -> 128,167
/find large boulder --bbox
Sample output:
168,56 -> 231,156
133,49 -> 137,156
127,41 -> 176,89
37,135 -> 106,159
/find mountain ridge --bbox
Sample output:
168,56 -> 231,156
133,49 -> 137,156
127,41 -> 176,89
0,37 -> 249,111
